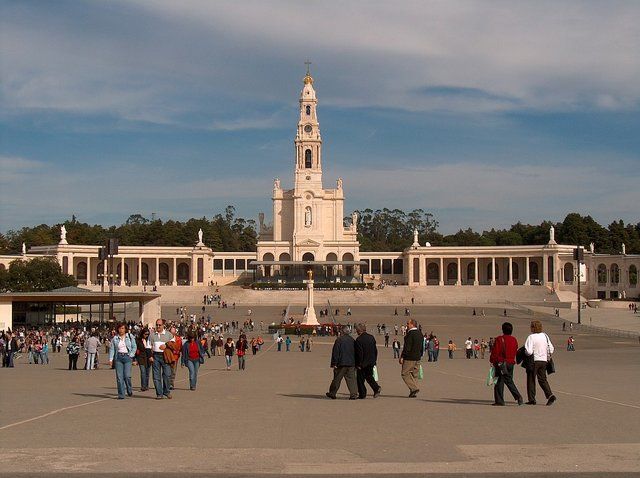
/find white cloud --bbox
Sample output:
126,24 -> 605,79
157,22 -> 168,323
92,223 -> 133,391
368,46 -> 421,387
1,1 -> 639,123
335,161 -> 640,232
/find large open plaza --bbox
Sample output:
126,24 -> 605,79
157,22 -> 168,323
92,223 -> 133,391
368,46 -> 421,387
1,305 -> 639,477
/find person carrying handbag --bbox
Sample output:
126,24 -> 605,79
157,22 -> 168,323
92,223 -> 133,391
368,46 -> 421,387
489,322 -> 523,406
524,320 -> 556,406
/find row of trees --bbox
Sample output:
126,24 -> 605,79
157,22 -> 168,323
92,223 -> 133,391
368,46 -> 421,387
0,206 -> 257,254
1,208 -> 638,255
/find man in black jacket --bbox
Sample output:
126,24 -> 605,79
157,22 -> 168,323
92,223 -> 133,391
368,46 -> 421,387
326,326 -> 358,400
400,318 -> 423,397
355,323 -> 381,399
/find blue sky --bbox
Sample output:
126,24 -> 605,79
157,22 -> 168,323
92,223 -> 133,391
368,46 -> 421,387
1,0 -> 639,233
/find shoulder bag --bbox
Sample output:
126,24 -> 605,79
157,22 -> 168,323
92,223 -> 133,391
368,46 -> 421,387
544,334 -> 555,374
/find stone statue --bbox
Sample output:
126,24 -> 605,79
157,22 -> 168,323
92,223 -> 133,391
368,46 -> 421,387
351,211 -> 358,229
273,178 -> 280,189
307,269 -> 313,280
549,225 -> 556,244
197,228 -> 204,246
21,243 -> 26,255
413,228 -> 419,247
337,177 -> 343,189
60,225 -> 68,244
590,242 -> 595,253
305,207 -> 312,227
622,243 -> 626,255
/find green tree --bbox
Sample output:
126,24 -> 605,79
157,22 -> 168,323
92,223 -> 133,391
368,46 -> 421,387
0,258 -> 76,292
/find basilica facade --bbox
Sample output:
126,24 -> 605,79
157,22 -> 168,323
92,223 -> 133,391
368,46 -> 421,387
1,72 -> 638,301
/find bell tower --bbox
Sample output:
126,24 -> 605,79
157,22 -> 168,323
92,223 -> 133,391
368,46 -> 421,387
294,62 -> 323,192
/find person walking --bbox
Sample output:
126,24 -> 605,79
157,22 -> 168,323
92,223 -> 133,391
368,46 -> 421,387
400,319 -> 423,398
108,322 -> 137,400
135,328 -> 152,391
392,338 -> 401,359
489,322 -> 523,406
447,340 -> 456,359
433,336 -> 440,361
355,323 -> 381,399
66,335 -> 80,370
276,335 -> 283,351
149,319 -> 174,400
85,332 -> 100,370
40,341 -> 49,365
182,332 -> 205,390
236,335 -> 248,370
3,333 -> 18,368
224,337 -> 234,370
465,337 -> 473,359
167,326 -> 182,391
524,320 -> 556,406
567,336 -> 575,351
285,336 -> 292,352
326,326 -> 358,400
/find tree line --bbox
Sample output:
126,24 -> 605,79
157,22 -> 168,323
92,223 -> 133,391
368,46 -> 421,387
1,208 -> 638,255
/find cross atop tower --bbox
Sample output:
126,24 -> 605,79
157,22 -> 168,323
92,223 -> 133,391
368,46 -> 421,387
305,60 -> 311,76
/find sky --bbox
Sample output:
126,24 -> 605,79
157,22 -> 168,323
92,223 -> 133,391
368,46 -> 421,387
1,0 -> 639,234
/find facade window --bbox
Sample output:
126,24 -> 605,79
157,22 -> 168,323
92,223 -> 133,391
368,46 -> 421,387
597,264 -> 607,284
306,105 -> 311,115
305,149 -> 312,168
224,259 -> 235,271
611,264 -> 620,284
629,265 -> 638,285
213,259 -> 223,271
393,258 -> 403,275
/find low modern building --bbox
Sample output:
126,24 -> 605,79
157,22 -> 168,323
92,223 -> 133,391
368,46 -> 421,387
1,72 -> 637,301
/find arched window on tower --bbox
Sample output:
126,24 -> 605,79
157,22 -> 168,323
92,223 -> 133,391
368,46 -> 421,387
305,149 -> 312,168
306,105 -> 311,115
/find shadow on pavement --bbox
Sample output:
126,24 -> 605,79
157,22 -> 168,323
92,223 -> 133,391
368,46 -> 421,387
420,398 -> 497,405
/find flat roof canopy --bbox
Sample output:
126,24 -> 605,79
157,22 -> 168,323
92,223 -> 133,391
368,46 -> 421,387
250,260 -> 367,266
0,291 -> 160,305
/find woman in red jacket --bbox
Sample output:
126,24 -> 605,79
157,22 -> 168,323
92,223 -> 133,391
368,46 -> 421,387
236,335 -> 248,371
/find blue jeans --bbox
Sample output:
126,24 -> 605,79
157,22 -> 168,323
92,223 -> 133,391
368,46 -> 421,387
86,352 -> 97,370
41,351 -> 49,364
138,363 -> 150,389
152,353 -> 172,397
225,355 -> 232,368
114,353 -> 133,398
186,359 -> 200,389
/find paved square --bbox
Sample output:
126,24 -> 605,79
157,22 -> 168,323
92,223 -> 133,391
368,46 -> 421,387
1,305 -> 639,477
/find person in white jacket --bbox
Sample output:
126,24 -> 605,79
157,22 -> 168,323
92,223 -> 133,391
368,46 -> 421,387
524,320 -> 556,406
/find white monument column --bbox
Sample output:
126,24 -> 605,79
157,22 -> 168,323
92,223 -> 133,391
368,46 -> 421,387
172,257 -> 177,286
120,257 -> 125,286
456,257 -> 461,286
155,258 -> 159,286
474,258 -> 479,286
542,254 -> 548,286
419,256 -> 426,286
525,257 -> 530,285
103,260 -> 107,287
508,257 -> 513,286
439,257 -> 444,286
408,256 -> 414,286
138,257 -> 142,286
303,270 -> 319,325
491,257 -> 496,286
86,256 -> 91,285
